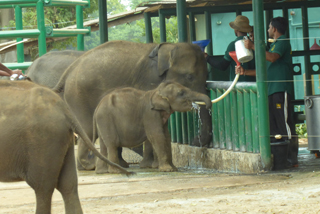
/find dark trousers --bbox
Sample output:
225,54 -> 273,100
269,92 -> 298,165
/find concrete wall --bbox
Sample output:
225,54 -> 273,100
172,143 -> 265,174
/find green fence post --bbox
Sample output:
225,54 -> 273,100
99,0 -> 108,44
237,90 -> 246,151
244,90 -> 253,152
15,5 -> 24,65
210,89 -> 219,148
230,90 -> 239,151
159,9 -> 166,43
253,0 -> 272,169
187,111 -> 194,145
217,89 -> 225,149
170,114 -> 177,143
176,0 -> 187,43
76,5 -> 84,50
181,112 -> 188,144
144,13 -> 153,43
224,92 -> 232,150
36,0 -> 46,56
250,90 -> 260,153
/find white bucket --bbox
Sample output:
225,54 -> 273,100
235,39 -> 253,63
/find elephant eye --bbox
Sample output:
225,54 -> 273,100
186,74 -> 193,81
178,90 -> 185,97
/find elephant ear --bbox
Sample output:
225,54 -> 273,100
149,43 -> 176,77
150,90 -> 171,114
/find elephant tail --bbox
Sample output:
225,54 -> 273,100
64,106 -> 135,177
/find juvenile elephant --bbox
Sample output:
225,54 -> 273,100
0,80 -> 131,214
53,40 -> 212,170
93,81 -> 212,173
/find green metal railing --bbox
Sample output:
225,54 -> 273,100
169,81 -> 262,154
0,0 -> 90,70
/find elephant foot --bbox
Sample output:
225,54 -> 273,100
139,158 -> 153,168
108,167 -> 124,174
77,157 -> 96,170
151,160 -> 159,169
95,167 -> 109,174
159,164 -> 178,172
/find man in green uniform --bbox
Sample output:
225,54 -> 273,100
236,17 -> 298,168
205,15 -> 255,82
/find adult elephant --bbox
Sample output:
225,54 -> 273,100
26,50 -> 85,89
53,40 -> 212,170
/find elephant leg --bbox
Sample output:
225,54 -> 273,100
192,106 -> 212,147
149,127 -> 177,172
139,141 -> 154,168
95,138 -> 109,174
77,137 -> 96,170
118,147 -> 129,168
107,146 -> 123,174
57,146 -> 83,214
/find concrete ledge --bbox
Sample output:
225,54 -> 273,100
172,143 -> 264,174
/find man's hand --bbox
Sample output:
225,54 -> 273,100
11,69 -> 23,76
235,65 -> 245,75
244,39 -> 254,50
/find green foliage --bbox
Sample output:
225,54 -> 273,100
296,123 -> 307,138
5,0 -> 178,55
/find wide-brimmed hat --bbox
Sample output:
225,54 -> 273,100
229,15 -> 253,33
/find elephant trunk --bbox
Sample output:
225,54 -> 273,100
192,92 -> 212,110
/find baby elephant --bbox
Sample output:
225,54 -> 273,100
0,80 -> 132,214
93,80 -> 212,173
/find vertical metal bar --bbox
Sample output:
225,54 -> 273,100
15,5 -> 24,64
224,92 -> 232,150
99,0 -> 108,44
253,0 -> 272,169
250,90 -> 260,153
175,112 -> 182,143
282,7 -> 290,38
144,13 -> 153,43
187,111 -> 194,145
170,114 -> 177,142
176,0 -> 187,42
244,90 -> 253,152
265,10 -> 273,40
76,5 -> 84,50
211,89 -> 219,148
237,90 -> 246,152
159,9 -> 166,43
236,9 -> 241,16
302,5 -> 312,96
230,90 -> 239,151
217,89 -> 225,149
205,11 -> 213,80
181,112 -> 188,144
36,0 -> 46,56
193,109 -> 199,145
188,12 -> 196,42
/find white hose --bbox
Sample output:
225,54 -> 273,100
195,73 -> 240,105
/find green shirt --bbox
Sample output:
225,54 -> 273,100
224,36 -> 256,82
266,35 -> 293,96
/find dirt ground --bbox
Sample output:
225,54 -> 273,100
1,139 -> 320,214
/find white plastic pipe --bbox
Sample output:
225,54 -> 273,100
195,73 -> 240,105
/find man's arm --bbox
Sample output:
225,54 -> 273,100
244,39 -> 280,63
0,63 -> 13,76
206,55 -> 231,71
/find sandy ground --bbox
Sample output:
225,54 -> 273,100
1,139 -> 320,214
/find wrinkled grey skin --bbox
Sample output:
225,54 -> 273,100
0,81 -> 132,214
26,50 -> 85,93
93,81 -> 212,174
53,40 -> 212,170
